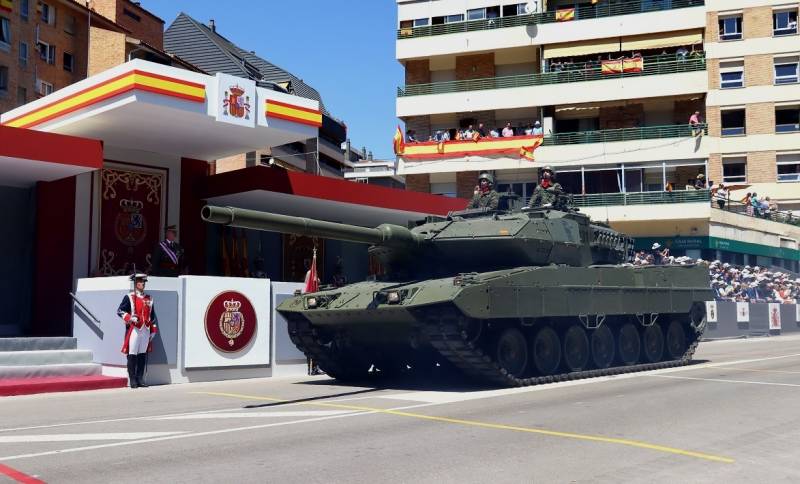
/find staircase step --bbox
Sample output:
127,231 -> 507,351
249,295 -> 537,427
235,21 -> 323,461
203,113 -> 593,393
0,363 -> 102,379
0,350 -> 94,366
0,337 -> 77,352
0,375 -> 128,396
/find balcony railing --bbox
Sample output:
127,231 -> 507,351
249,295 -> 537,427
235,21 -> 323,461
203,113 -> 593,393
572,189 -> 710,207
397,0 -> 705,39
397,56 -> 705,97
542,123 -> 707,146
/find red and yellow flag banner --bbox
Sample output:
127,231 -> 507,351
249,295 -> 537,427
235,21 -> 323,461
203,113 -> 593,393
0,0 -> 12,13
623,57 -> 644,73
265,99 -> 322,127
400,135 -> 543,161
555,8 -> 575,21
393,125 -> 404,154
601,59 -> 623,74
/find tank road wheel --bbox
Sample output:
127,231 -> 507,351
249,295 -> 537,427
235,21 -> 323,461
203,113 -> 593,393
496,328 -> 529,378
590,325 -> 615,369
616,323 -> 641,366
562,324 -> 590,372
641,325 -> 664,363
665,320 -> 687,360
531,327 -> 561,376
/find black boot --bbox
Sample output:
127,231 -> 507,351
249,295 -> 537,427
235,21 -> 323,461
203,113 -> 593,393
135,353 -> 148,387
127,355 -> 138,388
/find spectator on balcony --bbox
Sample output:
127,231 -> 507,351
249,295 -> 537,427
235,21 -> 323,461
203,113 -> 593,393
689,111 -> 703,137
502,123 -> 515,137
750,193 -> 762,216
715,183 -> 728,209
476,123 -> 487,139
676,46 -> 689,60
463,125 -> 476,140
693,173 -> 706,190
489,127 -> 500,138
406,129 -> 417,143
532,121 -> 543,136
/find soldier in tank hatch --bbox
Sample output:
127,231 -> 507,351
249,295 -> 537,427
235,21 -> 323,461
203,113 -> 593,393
531,165 -> 563,207
467,172 -> 499,210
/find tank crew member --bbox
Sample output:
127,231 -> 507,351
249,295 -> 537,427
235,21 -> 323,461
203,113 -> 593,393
467,172 -> 499,210
117,273 -> 158,388
531,165 -> 563,207
151,225 -> 185,276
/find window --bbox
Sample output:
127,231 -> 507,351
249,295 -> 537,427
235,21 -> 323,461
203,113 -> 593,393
468,8 -> 485,20
503,3 -> 527,16
776,105 -> 800,133
122,7 -> 141,22
37,41 -> 55,64
773,9 -> 798,36
0,65 -> 7,93
64,14 -> 75,34
20,0 -> 29,21
40,2 -> 56,25
399,18 -> 428,29
721,108 -> 745,136
430,182 -> 457,198
774,56 -> 799,84
0,16 -> 10,48
719,60 -> 744,89
446,14 -> 464,23
777,153 -> 800,182
19,41 -> 27,67
17,86 -> 26,105
37,79 -> 53,96
719,15 -> 743,41
63,51 -> 73,72
722,156 -> 747,183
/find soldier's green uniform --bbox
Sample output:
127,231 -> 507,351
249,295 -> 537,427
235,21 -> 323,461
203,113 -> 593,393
467,172 -> 499,210
531,165 -> 563,207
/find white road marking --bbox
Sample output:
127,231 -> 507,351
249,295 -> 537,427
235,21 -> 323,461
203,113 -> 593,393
649,374 -> 800,388
157,410 -> 357,419
0,432 -> 186,443
0,401 -> 437,462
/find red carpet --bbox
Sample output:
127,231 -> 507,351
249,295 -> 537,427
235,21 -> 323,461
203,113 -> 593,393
0,375 -> 128,396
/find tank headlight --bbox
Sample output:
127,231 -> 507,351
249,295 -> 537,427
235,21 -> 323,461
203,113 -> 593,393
387,291 -> 401,304
307,297 -> 318,308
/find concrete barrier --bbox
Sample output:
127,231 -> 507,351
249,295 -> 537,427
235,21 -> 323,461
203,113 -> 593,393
704,301 -> 800,339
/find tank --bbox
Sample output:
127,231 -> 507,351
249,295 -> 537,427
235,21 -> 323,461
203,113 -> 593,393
201,198 -> 711,387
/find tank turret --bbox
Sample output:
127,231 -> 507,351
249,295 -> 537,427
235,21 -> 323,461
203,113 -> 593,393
202,204 -> 634,280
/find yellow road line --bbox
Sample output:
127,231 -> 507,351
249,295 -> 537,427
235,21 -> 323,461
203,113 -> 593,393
195,391 -> 734,464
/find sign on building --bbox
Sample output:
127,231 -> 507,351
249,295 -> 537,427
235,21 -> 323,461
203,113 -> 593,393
768,303 -> 781,330
736,302 -> 749,322
215,73 -> 256,128
705,301 -> 718,323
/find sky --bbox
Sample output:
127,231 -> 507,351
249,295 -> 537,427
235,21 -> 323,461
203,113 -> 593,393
145,0 -> 403,159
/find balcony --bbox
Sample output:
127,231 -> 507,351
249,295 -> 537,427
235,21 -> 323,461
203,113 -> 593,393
397,0 -> 705,40
543,123 -> 707,146
398,55 -> 705,97
572,189 -> 710,207
396,57 -> 706,117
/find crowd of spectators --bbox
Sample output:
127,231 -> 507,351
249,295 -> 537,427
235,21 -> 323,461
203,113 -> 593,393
632,248 -> 799,304
546,46 -> 703,73
406,120 -> 543,144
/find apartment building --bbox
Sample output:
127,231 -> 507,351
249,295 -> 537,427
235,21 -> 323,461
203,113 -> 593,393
393,0 -> 799,270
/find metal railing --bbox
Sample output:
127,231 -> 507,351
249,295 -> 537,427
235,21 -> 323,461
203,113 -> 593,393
397,0 -> 705,39
398,55 -> 705,97
717,198 -> 800,227
572,189 -> 710,207
542,123 -> 707,146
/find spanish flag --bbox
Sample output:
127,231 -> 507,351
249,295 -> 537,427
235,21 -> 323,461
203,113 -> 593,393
519,136 -> 544,161
623,57 -> 644,73
392,125 -> 405,155
555,8 -> 575,21
601,59 -> 623,74
0,0 -> 12,13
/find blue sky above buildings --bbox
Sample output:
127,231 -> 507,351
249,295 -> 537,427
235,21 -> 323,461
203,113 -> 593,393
146,0 -> 402,159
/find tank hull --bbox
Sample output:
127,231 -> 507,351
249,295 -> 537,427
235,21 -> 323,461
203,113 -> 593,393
278,264 -> 712,386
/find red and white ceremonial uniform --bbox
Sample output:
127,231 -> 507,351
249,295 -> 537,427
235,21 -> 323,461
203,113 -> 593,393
116,291 -> 159,354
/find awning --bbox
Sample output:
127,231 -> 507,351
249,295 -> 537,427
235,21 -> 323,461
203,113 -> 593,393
543,38 -> 622,59
621,29 -> 703,51
203,166 -> 467,227
543,29 -> 703,59
0,126 -> 103,187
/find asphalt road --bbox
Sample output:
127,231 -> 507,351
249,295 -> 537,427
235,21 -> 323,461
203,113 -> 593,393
2,335 -> 800,483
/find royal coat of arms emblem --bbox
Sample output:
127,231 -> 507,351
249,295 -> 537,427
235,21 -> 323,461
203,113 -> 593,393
222,85 -> 251,119
219,299 -> 245,346
114,199 -> 147,248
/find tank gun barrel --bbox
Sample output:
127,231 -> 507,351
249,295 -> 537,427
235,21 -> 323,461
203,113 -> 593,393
201,206 -> 424,248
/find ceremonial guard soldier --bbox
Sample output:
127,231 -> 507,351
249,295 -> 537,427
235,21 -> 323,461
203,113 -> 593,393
117,273 -> 158,388
151,225 -> 185,276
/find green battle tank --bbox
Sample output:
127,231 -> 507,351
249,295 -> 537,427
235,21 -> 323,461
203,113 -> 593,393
201,195 -> 711,387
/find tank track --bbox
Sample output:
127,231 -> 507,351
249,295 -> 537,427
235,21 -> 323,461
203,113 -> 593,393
286,318 -> 366,380
422,317 -> 703,387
